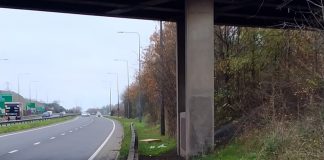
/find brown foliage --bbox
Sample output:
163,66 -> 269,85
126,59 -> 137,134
122,22 -> 177,137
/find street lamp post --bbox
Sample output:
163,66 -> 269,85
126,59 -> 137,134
0,59 -> 8,91
0,58 -> 9,93
18,73 -> 30,116
117,31 -> 142,122
102,80 -> 112,116
110,86 -> 112,116
29,81 -> 39,102
18,73 -> 30,98
107,73 -> 119,117
114,59 -> 130,118
159,21 -> 165,135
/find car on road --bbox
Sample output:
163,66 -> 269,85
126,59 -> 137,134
96,111 -> 102,117
59,111 -> 66,117
81,112 -> 90,117
42,111 -> 53,118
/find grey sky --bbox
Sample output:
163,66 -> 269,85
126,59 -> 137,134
0,8 -> 158,110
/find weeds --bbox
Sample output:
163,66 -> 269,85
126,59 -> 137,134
201,104 -> 324,160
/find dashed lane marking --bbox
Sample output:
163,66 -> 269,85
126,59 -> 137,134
33,142 -> 41,145
8,150 -> 18,154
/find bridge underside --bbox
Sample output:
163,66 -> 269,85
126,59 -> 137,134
0,0 -> 323,28
0,0 -> 322,159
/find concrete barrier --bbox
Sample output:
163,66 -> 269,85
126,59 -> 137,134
127,122 -> 138,160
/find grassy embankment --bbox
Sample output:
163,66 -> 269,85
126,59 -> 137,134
111,105 -> 324,160
109,117 -> 176,160
197,106 -> 324,160
0,116 -> 75,135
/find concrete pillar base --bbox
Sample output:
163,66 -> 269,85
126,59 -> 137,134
177,0 -> 214,159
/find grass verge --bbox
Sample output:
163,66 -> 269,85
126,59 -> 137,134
109,117 -> 133,160
197,107 -> 324,160
0,116 -> 75,135
195,126 -> 289,160
109,116 -> 176,160
194,141 -> 258,160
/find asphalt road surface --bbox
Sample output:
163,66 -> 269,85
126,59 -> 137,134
0,116 -> 117,160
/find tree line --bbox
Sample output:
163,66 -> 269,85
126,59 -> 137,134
111,23 -> 324,139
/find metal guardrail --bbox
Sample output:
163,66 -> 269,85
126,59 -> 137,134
0,114 -> 78,127
127,122 -> 138,160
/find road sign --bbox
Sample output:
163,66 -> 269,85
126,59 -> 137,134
36,106 -> 45,113
26,102 -> 36,109
0,94 -> 13,102
0,94 -> 13,115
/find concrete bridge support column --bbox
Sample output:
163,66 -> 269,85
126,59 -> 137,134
177,0 -> 214,159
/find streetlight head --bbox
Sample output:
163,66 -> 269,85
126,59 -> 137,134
117,31 -> 124,34
0,58 -> 8,61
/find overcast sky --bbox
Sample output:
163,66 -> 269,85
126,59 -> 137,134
0,8 -> 158,110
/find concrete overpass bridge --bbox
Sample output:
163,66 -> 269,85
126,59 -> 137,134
0,0 -> 321,159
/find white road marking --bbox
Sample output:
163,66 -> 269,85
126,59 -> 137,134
0,117 -> 79,139
69,130 -> 73,133
8,150 -> 18,154
88,118 -> 116,160
61,133 -> 65,136
33,142 -> 41,145
50,137 -> 56,140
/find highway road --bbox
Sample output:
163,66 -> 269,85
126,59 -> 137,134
0,116 -> 117,160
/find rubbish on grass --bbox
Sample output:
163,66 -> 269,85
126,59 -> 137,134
157,144 -> 167,148
140,138 -> 161,143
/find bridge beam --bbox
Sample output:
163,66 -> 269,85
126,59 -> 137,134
177,0 -> 214,158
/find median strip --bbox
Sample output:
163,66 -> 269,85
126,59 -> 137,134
0,116 -> 76,136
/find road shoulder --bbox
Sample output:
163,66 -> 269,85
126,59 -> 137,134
93,118 -> 123,160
